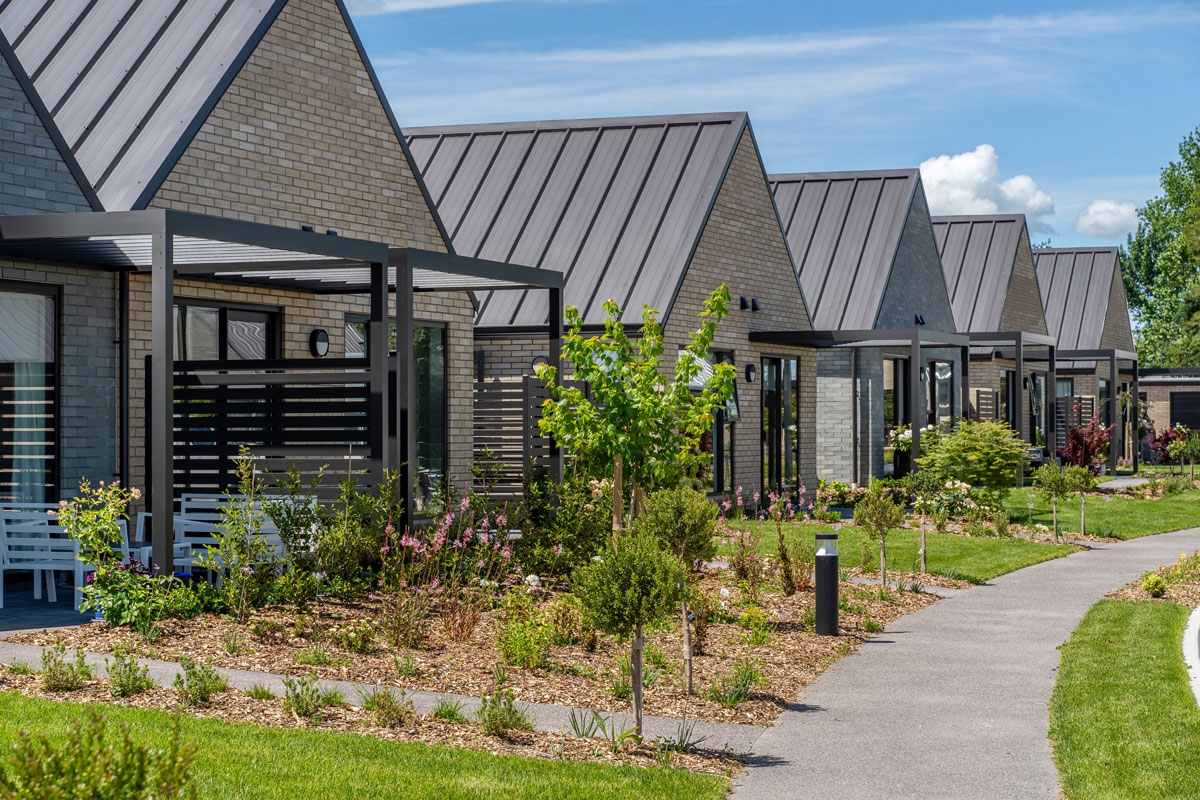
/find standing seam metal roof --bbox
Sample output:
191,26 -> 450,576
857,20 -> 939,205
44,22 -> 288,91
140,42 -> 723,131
931,214 -> 1027,333
405,112 -> 749,327
769,169 -> 919,331
1033,247 -> 1119,351
0,0 -> 284,212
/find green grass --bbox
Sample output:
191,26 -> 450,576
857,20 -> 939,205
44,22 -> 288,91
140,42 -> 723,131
1049,599 -> 1200,799
1002,488 -> 1200,539
720,521 -> 1077,584
0,692 -> 728,800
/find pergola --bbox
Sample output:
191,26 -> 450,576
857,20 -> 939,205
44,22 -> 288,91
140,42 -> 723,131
0,209 -> 563,575
749,327 -> 970,472
1054,347 -> 1139,473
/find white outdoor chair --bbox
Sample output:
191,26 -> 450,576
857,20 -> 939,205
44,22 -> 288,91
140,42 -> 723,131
0,510 -> 129,611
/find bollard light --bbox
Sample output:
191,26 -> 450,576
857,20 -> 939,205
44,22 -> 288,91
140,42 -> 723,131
815,531 -> 839,636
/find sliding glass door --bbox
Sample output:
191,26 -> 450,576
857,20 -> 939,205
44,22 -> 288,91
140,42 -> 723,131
0,282 -> 57,502
761,357 -> 800,492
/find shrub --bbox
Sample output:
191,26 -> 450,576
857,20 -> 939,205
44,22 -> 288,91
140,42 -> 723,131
432,696 -> 469,723
1143,572 -> 1167,598
394,655 -> 418,678
991,509 -> 1012,538
917,420 -> 1025,507
706,659 -> 763,708
281,674 -> 324,720
495,590 -> 553,669
1065,416 -> 1113,474
105,649 -> 154,698
1034,462 -> 1073,542
689,588 -> 716,656
516,471 -> 613,576
573,529 -> 687,735
40,646 -> 93,692
377,590 -> 432,649
0,710 -> 195,800
737,606 -> 774,645
638,487 -> 719,570
542,596 -> 583,646
172,658 -> 228,706
476,687 -> 534,737
331,619 -> 377,655
361,686 -> 415,728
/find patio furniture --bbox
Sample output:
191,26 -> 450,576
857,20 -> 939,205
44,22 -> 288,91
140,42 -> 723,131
0,507 -> 129,610
135,494 -> 287,576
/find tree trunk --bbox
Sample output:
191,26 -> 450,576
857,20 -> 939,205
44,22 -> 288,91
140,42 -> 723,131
612,455 -> 623,535
880,536 -> 888,589
633,481 -> 644,518
631,624 -> 644,737
681,597 -> 693,694
1052,496 -> 1058,543
920,512 -> 927,574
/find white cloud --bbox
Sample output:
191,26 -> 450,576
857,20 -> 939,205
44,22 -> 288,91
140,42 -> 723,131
1074,199 -> 1138,239
919,144 -> 1055,231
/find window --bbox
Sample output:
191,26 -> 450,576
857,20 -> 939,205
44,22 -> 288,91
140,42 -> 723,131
0,282 -> 57,502
1056,378 -> 1074,399
1029,373 -> 1047,448
1000,370 -> 1017,427
1099,379 -> 1111,426
883,358 -> 908,475
345,315 -> 447,512
927,360 -> 954,424
699,351 -> 737,494
761,357 -> 800,491
174,300 -> 279,361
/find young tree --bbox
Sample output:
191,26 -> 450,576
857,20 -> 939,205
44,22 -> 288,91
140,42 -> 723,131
905,468 -> 943,574
573,530 -> 687,735
637,487 -> 718,693
534,287 -> 735,528
1034,462 -> 1072,543
1064,416 -> 1113,475
853,480 -> 905,587
1064,465 -> 1097,536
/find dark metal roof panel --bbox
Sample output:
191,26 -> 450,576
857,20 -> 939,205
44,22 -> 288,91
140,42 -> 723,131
406,113 -> 745,327
0,0 -> 278,211
932,214 -> 1026,333
770,169 -> 918,331
1034,246 -> 1119,352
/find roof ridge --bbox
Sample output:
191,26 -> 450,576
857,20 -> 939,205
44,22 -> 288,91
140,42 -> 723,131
404,111 -> 748,136
770,167 -> 919,182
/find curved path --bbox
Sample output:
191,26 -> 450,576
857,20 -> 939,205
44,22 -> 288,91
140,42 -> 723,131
736,527 -> 1200,800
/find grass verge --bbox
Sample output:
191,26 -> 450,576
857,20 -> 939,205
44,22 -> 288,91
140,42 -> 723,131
1049,599 -> 1200,799
1003,489 -> 1200,539
721,522 -> 1077,584
0,692 -> 729,800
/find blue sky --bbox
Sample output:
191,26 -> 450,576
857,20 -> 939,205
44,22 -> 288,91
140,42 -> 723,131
347,0 -> 1200,246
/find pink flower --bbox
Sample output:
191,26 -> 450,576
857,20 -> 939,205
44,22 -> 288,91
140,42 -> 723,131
501,545 -> 514,562
553,543 -> 564,557
384,524 -> 395,535
496,514 -> 507,528
460,497 -> 470,513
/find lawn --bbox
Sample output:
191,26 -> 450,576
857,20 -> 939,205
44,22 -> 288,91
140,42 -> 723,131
1049,599 -> 1200,799
0,692 -> 729,800
1002,488 -> 1200,539
720,522 -> 1078,584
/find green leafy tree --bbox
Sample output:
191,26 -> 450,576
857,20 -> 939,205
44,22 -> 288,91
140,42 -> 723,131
916,420 -> 1026,508
1034,462 -> 1072,542
534,287 -> 735,526
905,468 -> 943,574
1122,126 -> 1200,367
573,530 -> 687,735
853,480 -> 905,587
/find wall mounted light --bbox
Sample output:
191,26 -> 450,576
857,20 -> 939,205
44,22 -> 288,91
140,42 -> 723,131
915,314 -> 926,326
531,355 -> 549,371
751,298 -> 761,312
309,329 -> 330,357
745,363 -> 757,383
739,296 -> 750,310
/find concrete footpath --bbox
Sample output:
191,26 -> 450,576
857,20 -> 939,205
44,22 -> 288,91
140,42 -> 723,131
735,527 -> 1200,799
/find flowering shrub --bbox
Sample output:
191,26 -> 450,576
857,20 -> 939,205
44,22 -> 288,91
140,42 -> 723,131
517,470 -> 612,576
890,424 -> 934,454
53,479 -> 137,564
764,491 -> 805,596
722,518 -> 762,588
1064,416 -> 1113,475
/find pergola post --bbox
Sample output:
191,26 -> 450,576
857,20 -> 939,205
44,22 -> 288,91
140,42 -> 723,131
1047,344 -> 1056,459
959,344 -> 970,422
150,230 -> 175,577
369,261 -> 390,484
1014,334 -> 1026,487
1109,351 -> 1118,474
909,332 -> 923,469
1132,359 -> 1140,472
548,285 -> 564,484
393,259 -> 415,528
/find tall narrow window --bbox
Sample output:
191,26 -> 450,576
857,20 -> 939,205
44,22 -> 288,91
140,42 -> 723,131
927,360 -> 954,424
698,350 -> 737,494
0,283 -> 57,502
761,357 -> 800,491
1099,379 -> 1111,426
414,325 -> 446,512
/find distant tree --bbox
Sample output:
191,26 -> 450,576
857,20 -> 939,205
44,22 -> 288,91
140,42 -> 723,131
1031,237 -> 1054,249
1122,126 -> 1200,368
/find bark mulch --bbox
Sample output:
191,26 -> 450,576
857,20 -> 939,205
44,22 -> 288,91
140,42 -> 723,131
844,567 -> 968,590
1108,555 -> 1200,609
4,573 -> 937,727
0,668 -> 738,776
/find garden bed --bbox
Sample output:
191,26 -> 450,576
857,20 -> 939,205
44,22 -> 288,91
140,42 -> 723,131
1108,551 -> 1200,608
0,668 -> 735,777
5,571 -> 936,727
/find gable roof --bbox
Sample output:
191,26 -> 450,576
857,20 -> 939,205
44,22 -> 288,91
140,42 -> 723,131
931,214 -> 1027,333
404,112 -> 749,328
0,0 -> 286,212
1033,247 -> 1122,352
769,169 -> 924,330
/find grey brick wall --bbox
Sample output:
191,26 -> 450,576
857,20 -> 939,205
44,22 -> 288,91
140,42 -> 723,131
1,53 -> 116,497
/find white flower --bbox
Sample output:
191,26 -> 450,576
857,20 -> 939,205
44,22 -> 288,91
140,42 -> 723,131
720,588 -> 731,598
524,574 -> 541,589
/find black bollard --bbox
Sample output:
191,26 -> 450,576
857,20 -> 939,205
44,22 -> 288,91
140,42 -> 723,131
815,531 -> 839,636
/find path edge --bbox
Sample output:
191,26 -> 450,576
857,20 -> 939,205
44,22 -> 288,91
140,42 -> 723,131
1183,603 -> 1200,707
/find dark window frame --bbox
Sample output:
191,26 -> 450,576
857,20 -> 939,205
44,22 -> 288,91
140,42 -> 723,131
0,277 -> 62,501
760,354 -> 801,492
174,297 -> 281,361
